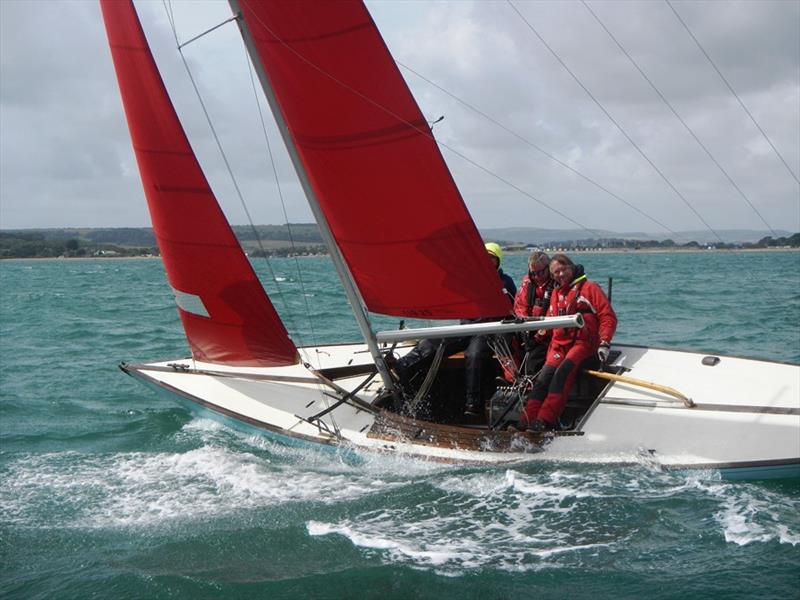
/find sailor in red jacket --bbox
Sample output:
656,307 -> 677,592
520,253 -> 617,431
513,251 -> 555,375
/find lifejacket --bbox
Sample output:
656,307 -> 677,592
526,275 -> 555,318
557,277 -> 591,317
548,266 -> 616,349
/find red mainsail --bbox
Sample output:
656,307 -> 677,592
236,0 -> 512,319
100,0 -> 298,366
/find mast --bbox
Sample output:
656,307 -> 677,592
229,0 -> 396,391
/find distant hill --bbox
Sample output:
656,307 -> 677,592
479,227 -> 795,245
1,224 -> 322,246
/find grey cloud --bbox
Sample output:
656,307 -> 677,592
1,0 -> 797,234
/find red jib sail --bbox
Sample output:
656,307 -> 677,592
100,0 -> 298,366
236,0 -> 512,319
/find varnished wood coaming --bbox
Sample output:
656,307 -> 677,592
368,410 -> 583,453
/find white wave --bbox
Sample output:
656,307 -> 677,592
777,525 -> 800,546
715,490 -> 800,546
308,521 -> 465,566
532,541 -> 613,558
432,469 -> 605,505
718,507 -> 774,546
0,447 -> 405,529
618,470 -> 726,499
303,466 -> 799,572
306,511 -> 617,574
180,417 -> 447,479
180,417 -> 226,435
619,471 -> 800,547
301,465 -> 642,573
506,470 -> 604,501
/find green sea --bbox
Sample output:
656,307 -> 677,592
1,251 -> 799,599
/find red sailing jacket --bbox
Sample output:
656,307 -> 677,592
547,275 -> 617,350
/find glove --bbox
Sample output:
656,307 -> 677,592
597,343 -> 610,364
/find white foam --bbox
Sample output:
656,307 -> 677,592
532,542 -> 613,558
306,509 -> 618,574
720,515 -> 773,545
433,470 -> 513,497
308,521 -> 464,566
308,519 -> 488,570
182,418 -> 447,479
0,447 -> 406,529
300,464 -> 644,573
507,470 -> 602,501
431,469 -> 606,510
6,432 -> 798,577
715,490 -> 799,546
302,466 -> 800,572
181,418 -> 225,433
777,525 -> 800,546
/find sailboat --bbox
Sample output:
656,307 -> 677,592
101,0 -> 799,480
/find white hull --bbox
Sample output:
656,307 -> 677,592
121,343 -> 800,479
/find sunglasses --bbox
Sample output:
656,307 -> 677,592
531,268 -> 548,277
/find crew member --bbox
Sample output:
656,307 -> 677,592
519,253 -> 616,432
464,242 -> 516,414
393,243 -> 515,417
513,251 -> 555,376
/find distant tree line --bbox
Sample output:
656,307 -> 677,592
0,225 -> 325,259
0,232 -> 159,259
249,244 -> 328,258
233,223 -> 322,243
753,234 -> 800,247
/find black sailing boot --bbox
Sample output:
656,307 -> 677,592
464,397 -> 483,416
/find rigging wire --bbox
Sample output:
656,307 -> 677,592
177,16 -> 238,50
665,0 -> 800,186
508,0 -> 725,244
241,43 -> 321,353
239,2 -> 605,240
396,59 -> 688,242
582,0 -> 778,238
160,1 -> 314,358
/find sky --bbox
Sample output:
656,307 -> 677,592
1,0 -> 798,236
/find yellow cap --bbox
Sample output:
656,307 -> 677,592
484,242 -> 503,267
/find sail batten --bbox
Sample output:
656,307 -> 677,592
236,0 -> 512,320
100,0 -> 298,367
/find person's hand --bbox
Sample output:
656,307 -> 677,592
598,342 -> 610,363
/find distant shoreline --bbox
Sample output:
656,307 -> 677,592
513,247 -> 800,255
3,246 -> 798,262
4,226 -> 796,260
1,255 -> 161,262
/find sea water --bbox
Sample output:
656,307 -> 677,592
1,251 -> 799,598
